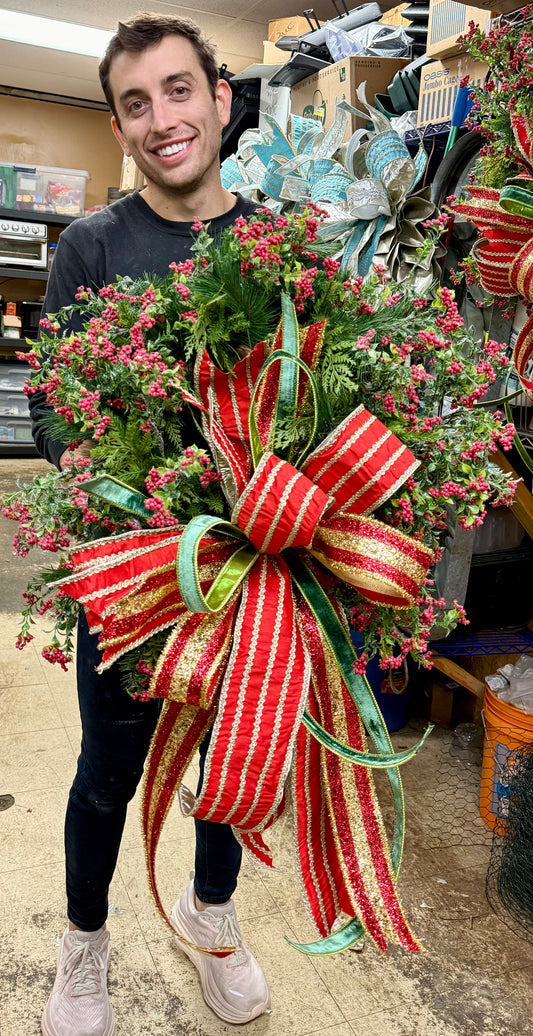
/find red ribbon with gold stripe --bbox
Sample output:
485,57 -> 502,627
451,185 -> 533,400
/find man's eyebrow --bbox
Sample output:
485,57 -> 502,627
118,72 -> 195,105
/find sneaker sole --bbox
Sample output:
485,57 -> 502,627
41,1002 -> 116,1036
170,911 -> 271,1025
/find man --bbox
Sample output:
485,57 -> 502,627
31,13 -> 270,1036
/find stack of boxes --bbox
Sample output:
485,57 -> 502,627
259,4 -> 497,140
290,55 -> 411,140
263,12 -> 412,141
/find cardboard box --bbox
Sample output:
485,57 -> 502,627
267,16 -> 318,42
427,0 -> 493,59
380,3 -> 411,26
417,54 -> 488,127
290,57 -> 409,141
262,40 -> 290,65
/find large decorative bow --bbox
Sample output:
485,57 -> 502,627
55,297 -> 433,956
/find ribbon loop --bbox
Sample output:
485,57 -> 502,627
231,451 -> 331,554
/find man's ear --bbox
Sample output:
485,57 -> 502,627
111,116 -> 131,157
215,78 -> 233,129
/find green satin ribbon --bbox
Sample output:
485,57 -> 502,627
177,514 -> 256,613
499,184 -> 533,221
82,475 -> 152,518
288,916 -> 366,956
248,291 -> 321,469
249,348 -> 320,470
275,293 -> 300,451
302,709 -> 432,769
288,551 -> 410,867
286,551 -> 426,955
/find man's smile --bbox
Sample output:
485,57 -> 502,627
154,140 -> 192,157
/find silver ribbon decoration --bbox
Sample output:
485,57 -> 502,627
220,83 -> 443,289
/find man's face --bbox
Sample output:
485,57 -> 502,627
109,35 -> 232,201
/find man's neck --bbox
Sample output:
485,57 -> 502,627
140,182 -> 237,223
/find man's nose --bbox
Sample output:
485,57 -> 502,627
150,96 -> 177,135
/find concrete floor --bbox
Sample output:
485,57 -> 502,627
2,459 -> 533,1036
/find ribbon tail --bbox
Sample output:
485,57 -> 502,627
141,700 -> 238,955
302,709 -> 433,767
237,830 -> 275,868
181,556 -> 311,835
290,552 -> 422,952
81,475 -> 152,517
54,528 -> 186,667
286,916 -> 365,955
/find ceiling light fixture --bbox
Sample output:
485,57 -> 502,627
0,8 -> 113,58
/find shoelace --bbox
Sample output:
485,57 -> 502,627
210,912 -> 247,968
61,939 -> 106,997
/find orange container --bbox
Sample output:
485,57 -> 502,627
480,684 -> 533,830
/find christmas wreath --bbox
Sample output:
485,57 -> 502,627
3,205 -> 517,955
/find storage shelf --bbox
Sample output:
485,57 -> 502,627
431,629 -> 533,658
0,207 -> 76,227
0,335 -> 34,347
0,266 -> 48,281
0,441 -> 38,456
0,338 -> 35,363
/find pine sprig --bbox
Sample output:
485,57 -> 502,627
188,260 -> 280,367
89,413 -> 162,490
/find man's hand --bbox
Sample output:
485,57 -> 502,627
59,440 -> 95,471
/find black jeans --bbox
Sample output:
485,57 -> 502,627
65,613 -> 242,931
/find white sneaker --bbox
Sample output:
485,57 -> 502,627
41,927 -> 115,1036
169,881 -> 271,1024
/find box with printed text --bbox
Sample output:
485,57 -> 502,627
417,55 -> 488,127
290,56 -> 409,142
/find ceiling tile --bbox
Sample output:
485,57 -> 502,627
0,0 -> 360,100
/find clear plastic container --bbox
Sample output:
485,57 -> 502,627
0,389 -> 30,417
0,162 -> 90,216
0,414 -> 33,442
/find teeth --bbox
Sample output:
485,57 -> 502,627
156,141 -> 189,157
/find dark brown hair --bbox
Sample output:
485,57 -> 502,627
99,11 -> 220,122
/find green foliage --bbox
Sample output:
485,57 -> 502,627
460,10 -> 533,188
116,630 -> 169,698
90,413 -> 164,491
187,261 -> 280,368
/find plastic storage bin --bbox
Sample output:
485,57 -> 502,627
0,414 -> 33,443
0,363 -> 32,445
0,389 -> 31,417
0,366 -> 31,390
0,162 -> 90,216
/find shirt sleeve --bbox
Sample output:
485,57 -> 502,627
28,230 -> 92,468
